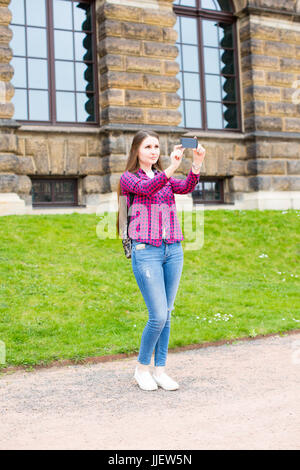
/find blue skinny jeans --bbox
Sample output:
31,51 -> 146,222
131,240 -> 184,367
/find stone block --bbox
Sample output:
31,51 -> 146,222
0,63 -> 13,81
143,42 -> 178,59
17,156 -> 35,174
247,159 -> 285,175
248,176 -> 272,191
0,7 -> 12,26
100,71 -> 144,91
228,176 -> 249,192
164,92 -> 181,109
99,54 -> 124,73
280,58 -> 300,73
17,175 -> 31,194
285,119 -> 300,132
247,142 -> 271,159
272,142 -> 300,158
267,102 -> 298,116
142,9 -> 176,27
0,23 -> 12,43
125,90 -> 163,107
271,176 -> 291,191
228,160 -> 246,175
244,100 -> 266,115
0,44 -> 12,62
80,157 -> 102,175
287,161 -> 300,174
243,85 -> 281,102
98,19 -> 122,39
290,177 -> 300,190
143,74 -> 179,92
126,56 -> 161,74
101,106 -> 144,124
122,22 -> 163,41
251,55 -> 280,70
264,41 -> 295,58
0,173 -> 17,192
100,89 -> 125,108
98,37 -> 140,58
145,108 -> 181,126
101,3 -> 141,23
100,155 -> 128,173
164,60 -> 179,76
0,153 -> 18,171
266,71 -> 294,87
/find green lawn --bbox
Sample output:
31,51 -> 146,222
0,209 -> 299,370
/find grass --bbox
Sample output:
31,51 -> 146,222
0,209 -> 299,370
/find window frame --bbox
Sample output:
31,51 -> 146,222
31,176 -> 79,206
173,0 -> 242,132
11,0 -> 99,127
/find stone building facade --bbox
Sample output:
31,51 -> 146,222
0,0 -> 300,215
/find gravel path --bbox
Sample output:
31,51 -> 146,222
0,333 -> 299,450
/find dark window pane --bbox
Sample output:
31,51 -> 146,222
32,181 -> 51,203
207,101 -> 223,128
73,2 -> 91,31
56,91 -> 76,121
12,89 -> 28,120
53,0 -> 73,30
223,103 -> 238,128
219,22 -> 233,48
222,75 -> 236,101
181,17 -> 197,45
29,90 -> 49,120
220,49 -> 234,74
185,100 -> 202,128
11,57 -> 27,88
27,27 -> 47,58
204,47 -> 219,74
184,73 -> 201,100
28,59 -> 48,89
182,45 -> 199,72
54,30 -> 74,60
26,0 -> 46,27
10,25 -> 26,56
205,74 -> 221,101
10,0 -> 25,24
55,61 -> 75,91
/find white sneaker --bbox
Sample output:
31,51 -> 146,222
152,372 -> 179,391
134,366 -> 158,391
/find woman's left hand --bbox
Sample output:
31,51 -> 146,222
192,136 -> 206,166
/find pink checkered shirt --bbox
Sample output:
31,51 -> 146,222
120,167 -> 200,246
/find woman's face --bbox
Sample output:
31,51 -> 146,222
138,136 -> 160,168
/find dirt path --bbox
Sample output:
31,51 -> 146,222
0,333 -> 299,450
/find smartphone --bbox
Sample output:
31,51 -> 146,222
180,137 -> 198,149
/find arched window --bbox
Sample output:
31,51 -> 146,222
173,0 -> 241,131
9,0 -> 99,125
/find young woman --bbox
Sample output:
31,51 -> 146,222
117,130 -> 206,391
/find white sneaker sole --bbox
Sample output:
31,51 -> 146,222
134,372 -> 158,391
152,374 -> 179,391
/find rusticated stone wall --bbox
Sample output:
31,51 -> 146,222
97,0 -> 181,127
232,0 -> 300,199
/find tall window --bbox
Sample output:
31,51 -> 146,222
173,0 -> 240,131
10,0 -> 98,125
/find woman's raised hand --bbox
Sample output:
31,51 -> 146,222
170,144 -> 185,170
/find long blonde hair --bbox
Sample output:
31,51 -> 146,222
116,130 -> 164,237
